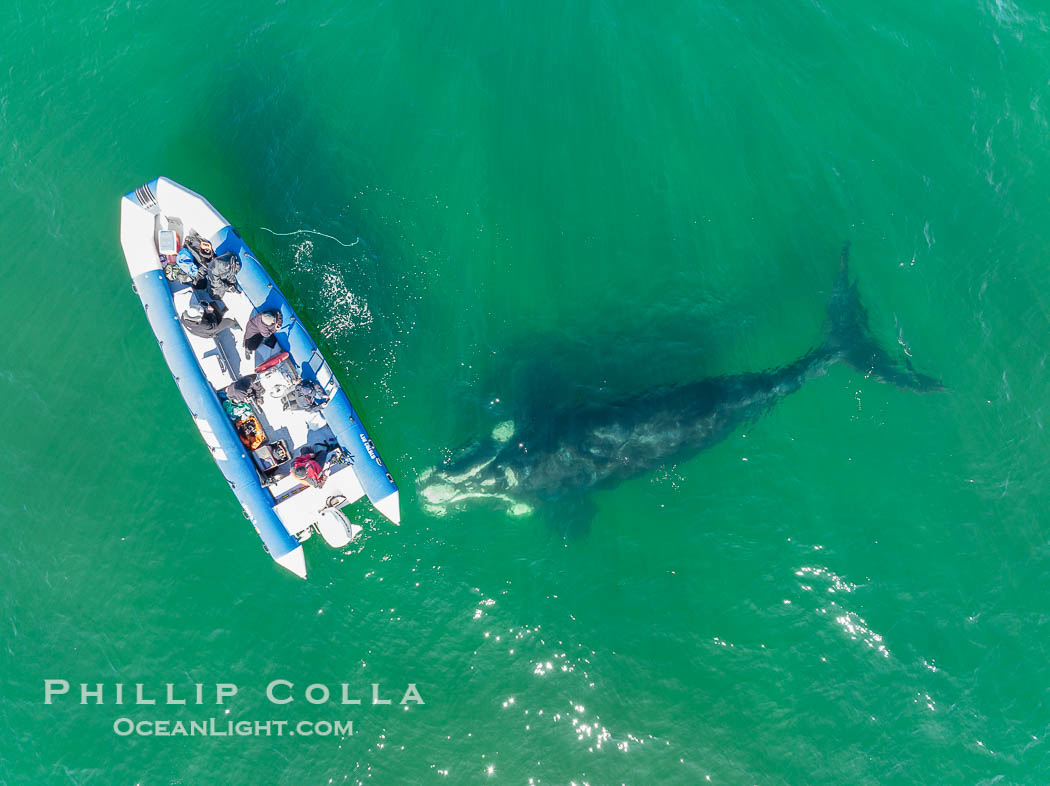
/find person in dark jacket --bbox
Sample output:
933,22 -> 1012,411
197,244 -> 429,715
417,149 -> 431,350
243,309 -> 283,358
206,252 -> 241,299
224,374 -> 264,405
282,379 -> 328,412
180,301 -> 237,338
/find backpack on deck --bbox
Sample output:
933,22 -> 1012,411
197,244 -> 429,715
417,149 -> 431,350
183,233 -> 216,268
163,262 -> 195,284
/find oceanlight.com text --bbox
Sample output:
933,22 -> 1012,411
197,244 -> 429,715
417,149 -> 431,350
112,718 -> 354,737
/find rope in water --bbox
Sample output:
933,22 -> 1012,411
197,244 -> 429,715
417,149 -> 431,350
258,226 -> 361,248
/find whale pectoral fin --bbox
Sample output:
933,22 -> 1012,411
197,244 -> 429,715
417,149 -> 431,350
543,494 -> 598,538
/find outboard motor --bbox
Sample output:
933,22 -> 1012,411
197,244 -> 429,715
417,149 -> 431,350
315,497 -> 361,548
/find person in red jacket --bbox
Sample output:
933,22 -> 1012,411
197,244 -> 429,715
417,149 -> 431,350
292,452 -> 325,488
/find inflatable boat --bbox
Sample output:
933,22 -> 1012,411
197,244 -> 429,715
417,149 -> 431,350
119,177 -> 399,578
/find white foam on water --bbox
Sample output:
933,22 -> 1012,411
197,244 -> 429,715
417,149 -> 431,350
318,271 -> 374,339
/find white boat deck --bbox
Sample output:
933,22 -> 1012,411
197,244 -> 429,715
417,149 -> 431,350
171,284 -> 367,538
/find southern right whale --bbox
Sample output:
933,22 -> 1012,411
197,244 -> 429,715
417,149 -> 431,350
419,245 -> 942,521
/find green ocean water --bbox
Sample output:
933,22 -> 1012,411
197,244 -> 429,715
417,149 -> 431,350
3,0 -> 1050,782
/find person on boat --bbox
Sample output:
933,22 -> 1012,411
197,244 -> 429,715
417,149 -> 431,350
243,309 -> 283,359
180,300 -> 237,338
283,378 -> 328,412
292,450 -> 326,488
223,374 -> 264,406
206,252 -> 241,299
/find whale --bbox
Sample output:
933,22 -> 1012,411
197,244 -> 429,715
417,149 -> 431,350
418,246 -> 942,523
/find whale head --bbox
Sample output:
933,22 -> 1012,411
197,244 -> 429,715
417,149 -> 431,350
417,422 -> 534,517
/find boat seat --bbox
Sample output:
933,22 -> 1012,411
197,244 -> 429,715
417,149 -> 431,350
199,352 -> 233,389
